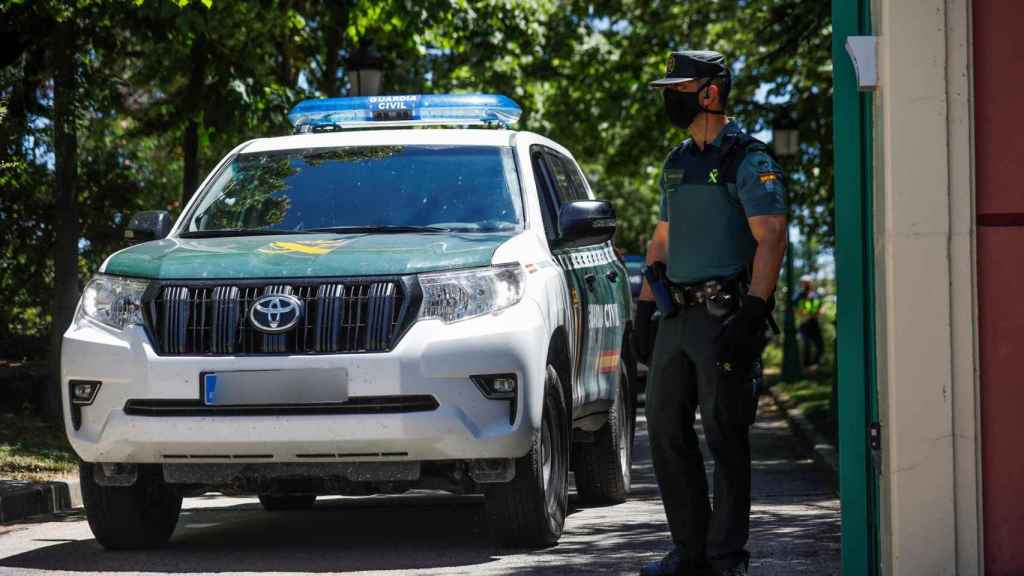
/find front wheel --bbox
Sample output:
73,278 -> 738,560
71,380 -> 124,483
573,361 -> 633,504
80,463 -> 182,550
485,364 -> 569,547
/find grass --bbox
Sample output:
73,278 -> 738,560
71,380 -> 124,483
0,412 -> 78,481
763,305 -> 838,445
773,374 -> 836,445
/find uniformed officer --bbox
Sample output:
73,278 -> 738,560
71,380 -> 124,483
635,50 -> 788,576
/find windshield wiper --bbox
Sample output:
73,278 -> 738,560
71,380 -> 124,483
303,225 -> 452,234
178,229 -> 318,238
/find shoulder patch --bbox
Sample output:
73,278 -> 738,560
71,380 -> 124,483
758,170 -> 783,194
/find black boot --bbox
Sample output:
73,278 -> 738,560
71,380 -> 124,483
639,547 -> 712,575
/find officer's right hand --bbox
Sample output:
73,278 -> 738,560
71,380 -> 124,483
633,300 -> 658,364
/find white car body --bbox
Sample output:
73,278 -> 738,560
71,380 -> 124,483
63,128 -> 630,475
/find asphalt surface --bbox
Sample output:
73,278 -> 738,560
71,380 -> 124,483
0,396 -> 839,575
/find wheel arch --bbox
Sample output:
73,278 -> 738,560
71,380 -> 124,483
546,326 -> 573,410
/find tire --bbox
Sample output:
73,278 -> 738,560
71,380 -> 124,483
258,494 -> 317,511
573,361 -> 633,504
80,463 -> 182,550
485,363 -> 569,547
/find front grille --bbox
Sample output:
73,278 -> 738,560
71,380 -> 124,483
146,279 -> 410,355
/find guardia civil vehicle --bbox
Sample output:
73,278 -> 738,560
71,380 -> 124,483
62,94 -> 635,549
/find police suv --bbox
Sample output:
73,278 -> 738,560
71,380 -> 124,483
63,94 -> 636,549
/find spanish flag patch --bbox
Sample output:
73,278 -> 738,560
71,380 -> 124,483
599,350 -> 620,373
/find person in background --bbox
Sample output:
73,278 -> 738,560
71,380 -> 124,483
794,276 -> 824,368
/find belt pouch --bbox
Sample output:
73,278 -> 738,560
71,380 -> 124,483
705,291 -> 738,317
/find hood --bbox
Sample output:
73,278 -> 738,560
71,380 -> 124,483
101,232 -> 517,280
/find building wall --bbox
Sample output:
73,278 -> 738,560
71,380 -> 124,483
873,0 -> 981,573
973,0 -> 1024,573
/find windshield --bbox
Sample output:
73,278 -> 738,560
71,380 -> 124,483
184,145 -> 523,234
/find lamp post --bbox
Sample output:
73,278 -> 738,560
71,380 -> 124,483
773,122 -> 803,383
347,45 -> 383,97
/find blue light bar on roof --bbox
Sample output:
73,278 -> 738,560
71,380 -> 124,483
288,94 -> 522,132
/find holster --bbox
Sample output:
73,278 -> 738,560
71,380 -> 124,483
643,262 -> 678,318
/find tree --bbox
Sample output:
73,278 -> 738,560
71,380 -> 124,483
0,0 -> 836,419
49,13 -> 81,419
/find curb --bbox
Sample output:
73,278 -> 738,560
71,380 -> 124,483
0,481 -> 74,524
765,386 -> 838,475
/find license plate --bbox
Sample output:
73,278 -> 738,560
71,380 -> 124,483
202,369 -> 348,406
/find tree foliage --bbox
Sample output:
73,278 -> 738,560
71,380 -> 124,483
0,0 -> 832,365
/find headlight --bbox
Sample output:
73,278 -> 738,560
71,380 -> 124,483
418,264 -> 525,323
74,274 -> 149,331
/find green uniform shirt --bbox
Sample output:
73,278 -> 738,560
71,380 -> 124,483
658,121 -> 786,284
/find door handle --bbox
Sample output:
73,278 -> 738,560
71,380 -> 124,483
584,273 -> 597,291
606,270 -> 619,282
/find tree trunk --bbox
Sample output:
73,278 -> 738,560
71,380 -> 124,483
320,1 -> 348,97
47,17 -> 81,421
182,32 -> 207,207
276,0 -> 296,87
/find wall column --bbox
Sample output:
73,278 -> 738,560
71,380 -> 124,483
873,0 -> 979,572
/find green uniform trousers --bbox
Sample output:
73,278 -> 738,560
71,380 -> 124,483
647,303 -> 757,571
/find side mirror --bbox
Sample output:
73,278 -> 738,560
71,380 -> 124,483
125,211 -> 173,244
556,200 -> 617,249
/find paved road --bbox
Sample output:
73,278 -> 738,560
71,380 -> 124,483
0,396 -> 839,575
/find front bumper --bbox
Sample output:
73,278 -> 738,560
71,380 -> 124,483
62,299 -> 548,464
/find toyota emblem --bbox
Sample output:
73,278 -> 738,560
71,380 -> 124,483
249,294 -> 303,334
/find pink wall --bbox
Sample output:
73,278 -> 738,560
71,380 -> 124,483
974,0 -> 1024,573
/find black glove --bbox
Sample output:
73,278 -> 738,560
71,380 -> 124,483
716,295 -> 770,374
633,300 -> 657,364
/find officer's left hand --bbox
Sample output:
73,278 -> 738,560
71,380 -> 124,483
716,295 -> 770,374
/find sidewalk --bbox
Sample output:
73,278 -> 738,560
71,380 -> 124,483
741,395 -> 840,573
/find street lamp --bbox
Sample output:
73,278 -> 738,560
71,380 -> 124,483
772,126 -> 799,157
347,44 -> 383,97
773,119 -> 803,383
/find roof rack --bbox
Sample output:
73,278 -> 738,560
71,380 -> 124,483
288,94 -> 522,133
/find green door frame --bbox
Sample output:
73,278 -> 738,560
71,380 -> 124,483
832,0 -> 880,574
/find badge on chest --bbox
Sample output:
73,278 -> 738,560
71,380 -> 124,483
663,168 -> 685,187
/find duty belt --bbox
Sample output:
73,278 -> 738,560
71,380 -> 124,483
668,277 -> 743,308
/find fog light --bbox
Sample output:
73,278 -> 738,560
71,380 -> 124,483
491,376 -> 516,394
471,374 -> 518,425
471,374 -> 517,399
70,380 -> 102,405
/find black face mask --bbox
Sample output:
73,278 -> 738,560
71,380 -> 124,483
663,89 -> 702,130
662,80 -> 724,130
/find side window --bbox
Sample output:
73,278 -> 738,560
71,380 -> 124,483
564,159 -> 592,200
531,149 -> 560,241
544,152 -> 580,203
